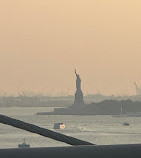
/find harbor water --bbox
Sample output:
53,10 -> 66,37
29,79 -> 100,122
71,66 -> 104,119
0,107 -> 141,148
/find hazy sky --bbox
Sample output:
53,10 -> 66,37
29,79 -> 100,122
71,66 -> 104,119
0,0 -> 141,95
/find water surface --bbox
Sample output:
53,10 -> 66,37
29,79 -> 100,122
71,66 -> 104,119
0,107 -> 141,148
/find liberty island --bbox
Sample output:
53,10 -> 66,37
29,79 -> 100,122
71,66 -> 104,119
37,71 -> 141,115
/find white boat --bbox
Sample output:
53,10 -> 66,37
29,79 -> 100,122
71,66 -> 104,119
18,138 -> 30,148
54,123 -> 65,129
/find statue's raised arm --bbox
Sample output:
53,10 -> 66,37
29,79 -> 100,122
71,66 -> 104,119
75,69 -> 77,76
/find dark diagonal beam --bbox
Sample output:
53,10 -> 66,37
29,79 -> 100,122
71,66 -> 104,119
0,114 -> 94,146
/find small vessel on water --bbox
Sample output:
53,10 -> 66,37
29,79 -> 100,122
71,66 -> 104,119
123,122 -> 130,126
54,123 -> 65,129
18,138 -> 30,148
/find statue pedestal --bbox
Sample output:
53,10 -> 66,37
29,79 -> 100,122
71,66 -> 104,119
74,89 -> 84,106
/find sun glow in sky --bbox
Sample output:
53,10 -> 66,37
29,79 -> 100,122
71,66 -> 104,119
0,0 -> 141,95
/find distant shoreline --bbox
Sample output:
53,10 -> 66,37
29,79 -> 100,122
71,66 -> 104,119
37,99 -> 141,116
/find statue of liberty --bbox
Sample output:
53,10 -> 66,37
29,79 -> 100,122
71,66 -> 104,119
75,69 -> 81,90
74,69 -> 84,106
